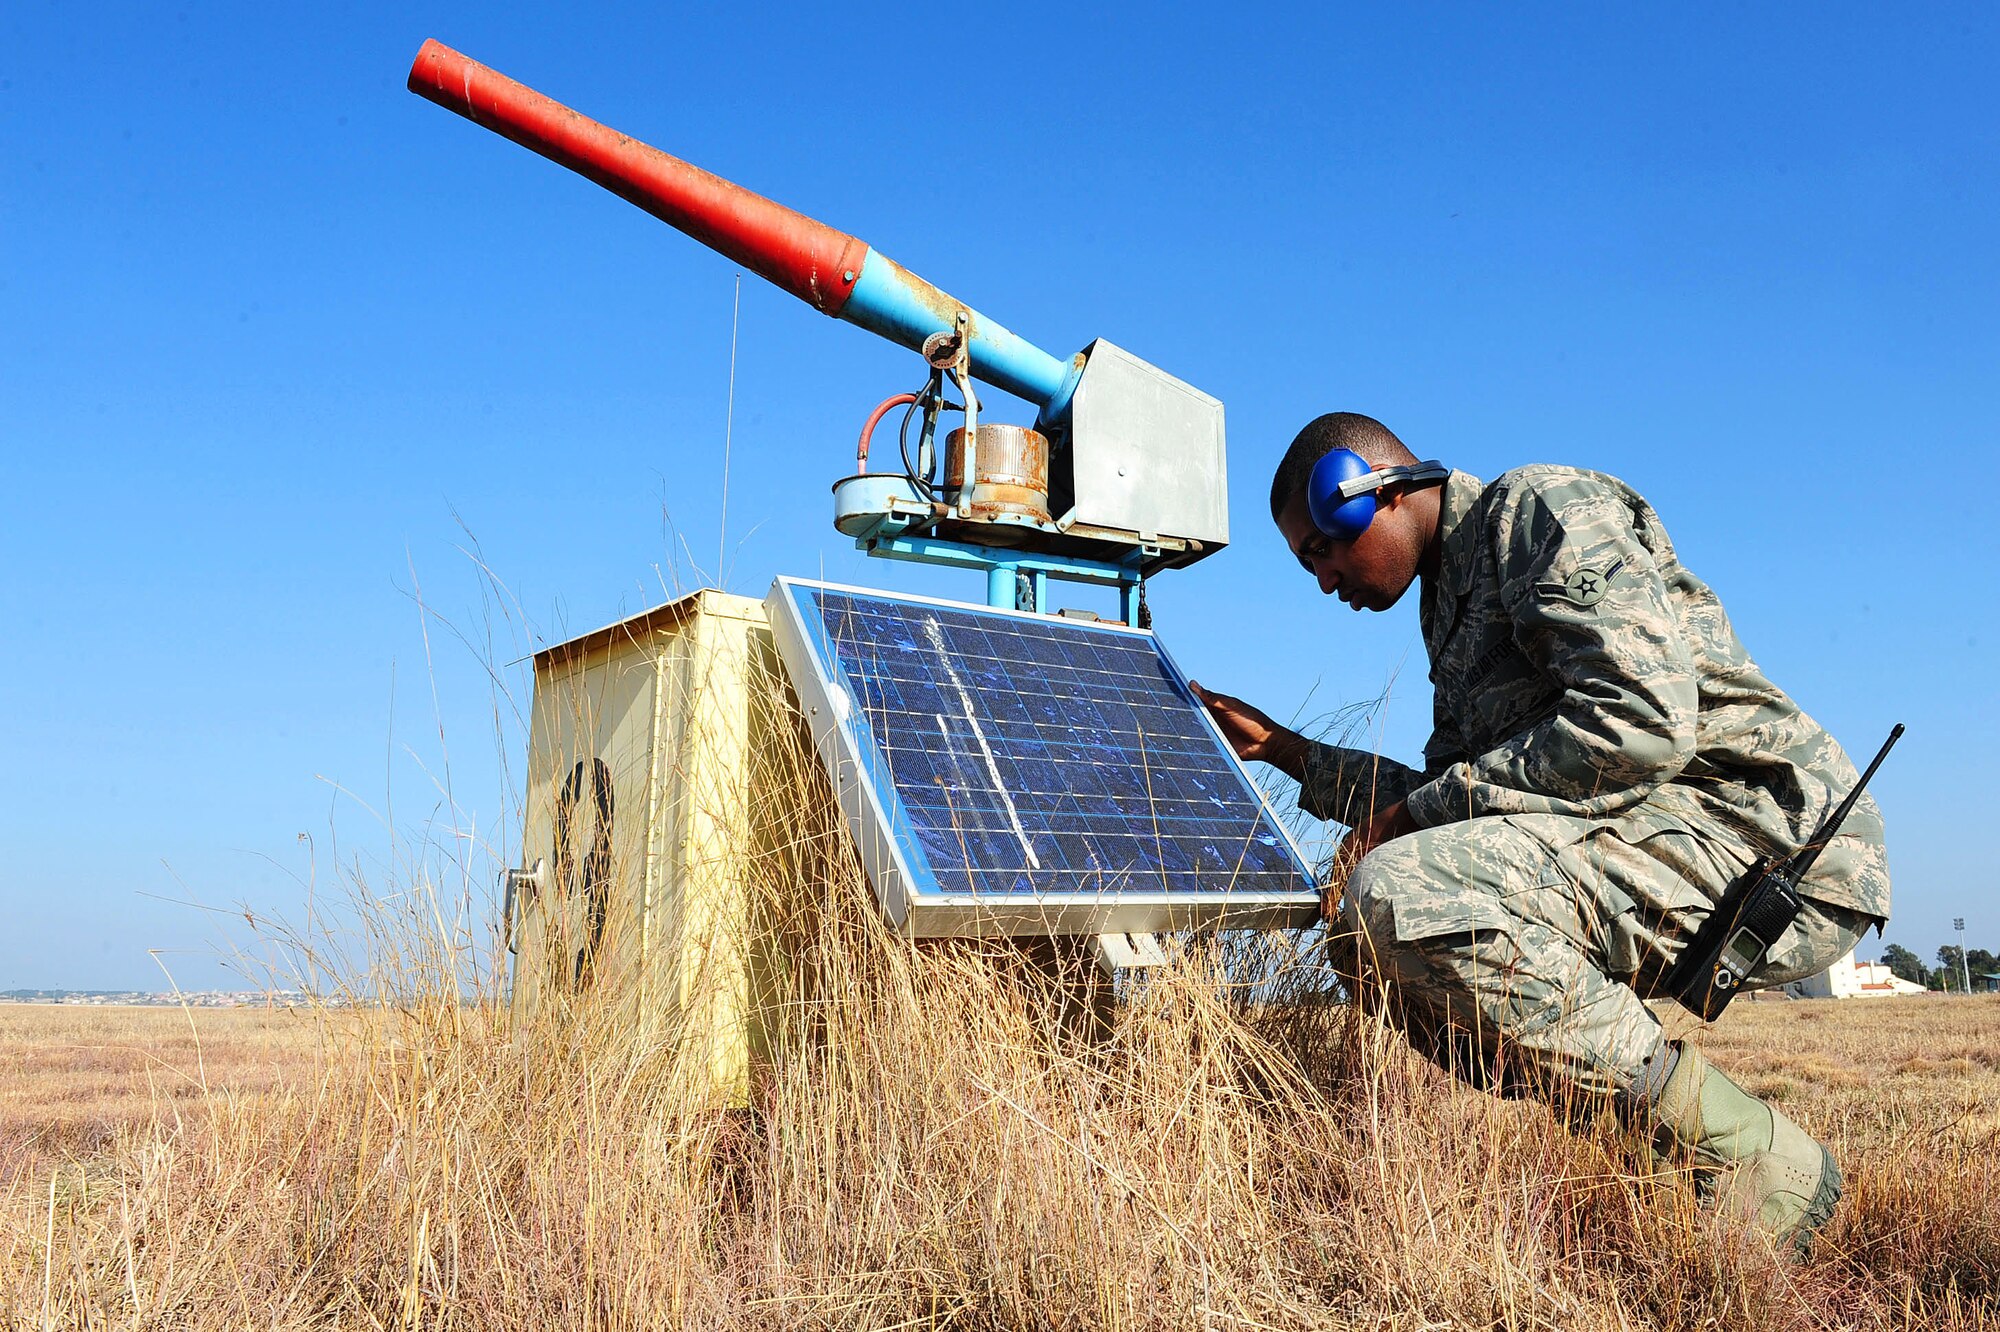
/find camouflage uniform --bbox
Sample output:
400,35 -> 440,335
1299,467 -> 1891,1099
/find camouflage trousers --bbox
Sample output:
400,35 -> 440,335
1336,810 -> 1876,1101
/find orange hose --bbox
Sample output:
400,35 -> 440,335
856,394 -> 920,474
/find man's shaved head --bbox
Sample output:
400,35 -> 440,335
1268,413 -> 1418,520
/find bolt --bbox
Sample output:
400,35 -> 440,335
843,270 -> 856,283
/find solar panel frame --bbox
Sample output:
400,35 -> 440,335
765,576 -> 1321,937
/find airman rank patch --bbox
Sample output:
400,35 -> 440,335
1540,557 -> 1625,609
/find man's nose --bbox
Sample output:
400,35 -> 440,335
1314,560 -> 1340,596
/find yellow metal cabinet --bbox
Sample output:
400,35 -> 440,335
511,590 -> 797,1102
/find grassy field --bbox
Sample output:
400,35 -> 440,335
2,979 -> 1995,1331
0,1004 -> 328,1194
4,688 -> 1992,1331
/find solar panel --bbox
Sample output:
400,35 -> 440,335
766,577 -> 1320,936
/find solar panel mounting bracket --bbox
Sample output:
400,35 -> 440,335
1093,932 -> 1169,973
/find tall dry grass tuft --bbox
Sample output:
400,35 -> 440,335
5,655 -> 1996,1329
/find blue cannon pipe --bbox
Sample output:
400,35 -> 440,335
844,251 -> 1083,420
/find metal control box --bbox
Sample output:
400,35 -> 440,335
1062,340 -> 1229,550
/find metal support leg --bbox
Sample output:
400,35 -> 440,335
1015,936 -> 1115,1045
986,562 -> 1018,609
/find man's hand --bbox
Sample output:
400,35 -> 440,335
1325,800 -> 1421,920
1348,799 -> 1420,861
1189,681 -> 1308,779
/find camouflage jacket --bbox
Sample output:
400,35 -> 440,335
1299,466 -> 1890,918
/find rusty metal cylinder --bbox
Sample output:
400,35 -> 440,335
944,424 -> 1052,523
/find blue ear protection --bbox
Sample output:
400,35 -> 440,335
1307,450 -> 1451,540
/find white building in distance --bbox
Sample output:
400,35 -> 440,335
1785,950 -> 1927,1000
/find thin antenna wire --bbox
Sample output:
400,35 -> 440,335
717,273 -> 742,587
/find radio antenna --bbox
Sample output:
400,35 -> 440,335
717,272 -> 741,586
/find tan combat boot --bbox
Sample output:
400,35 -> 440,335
1650,1043 -> 1842,1254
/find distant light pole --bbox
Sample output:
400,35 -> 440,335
1957,917 -> 1972,995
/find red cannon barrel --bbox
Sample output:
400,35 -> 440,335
406,40 -> 1079,414
407,39 -> 867,314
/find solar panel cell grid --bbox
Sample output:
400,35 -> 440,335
800,587 -> 1312,903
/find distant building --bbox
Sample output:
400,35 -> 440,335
1978,973 -> 2000,994
1783,949 -> 1927,1000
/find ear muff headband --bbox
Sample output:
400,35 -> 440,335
1306,451 -> 1450,540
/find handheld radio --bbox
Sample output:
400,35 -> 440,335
1666,723 -> 1903,1020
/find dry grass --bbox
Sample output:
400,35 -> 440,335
4,689 -> 1994,1330
0,1005 -> 329,1193
6,978 -> 1995,1327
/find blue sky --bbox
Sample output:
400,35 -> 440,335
4,3 -> 1994,990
